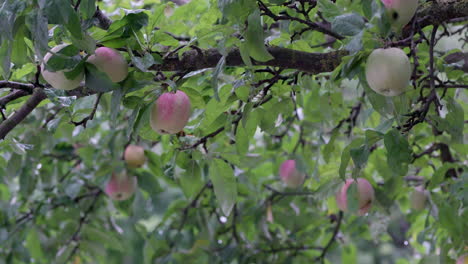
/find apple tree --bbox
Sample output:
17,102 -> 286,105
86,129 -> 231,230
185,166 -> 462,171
0,0 -> 467,263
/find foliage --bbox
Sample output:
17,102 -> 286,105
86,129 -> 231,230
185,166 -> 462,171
0,0 -> 467,263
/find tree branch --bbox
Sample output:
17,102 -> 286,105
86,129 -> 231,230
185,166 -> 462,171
0,89 -> 47,140
316,211 -> 343,262
0,90 -> 30,108
151,47 -> 347,74
0,81 -> 35,92
70,93 -> 102,128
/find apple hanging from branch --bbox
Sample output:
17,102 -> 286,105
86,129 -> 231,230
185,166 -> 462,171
336,178 -> 375,215
41,44 -> 84,90
124,145 -> 146,168
381,0 -> 418,29
87,47 -> 129,83
105,171 -> 138,201
279,160 -> 306,188
150,90 -> 191,134
366,47 -> 411,97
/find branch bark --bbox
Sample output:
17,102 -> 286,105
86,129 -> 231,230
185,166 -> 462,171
0,89 -> 47,140
151,47 -> 348,74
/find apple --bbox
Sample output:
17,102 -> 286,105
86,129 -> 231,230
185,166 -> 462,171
87,47 -> 128,83
150,90 -> 191,134
365,47 -> 411,96
124,145 -> 146,168
105,172 -> 137,201
457,255 -> 468,264
410,186 -> 428,211
41,44 -> 84,90
279,160 -> 306,188
381,0 -> 418,29
336,178 -> 375,215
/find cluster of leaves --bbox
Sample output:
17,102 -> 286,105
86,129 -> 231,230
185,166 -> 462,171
0,0 -> 466,263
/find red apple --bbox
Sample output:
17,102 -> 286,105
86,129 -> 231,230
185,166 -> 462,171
457,255 -> 467,264
336,178 -> 375,215
124,145 -> 146,168
381,0 -> 418,29
87,47 -> 128,83
150,90 -> 191,134
105,172 -> 137,201
279,160 -> 306,188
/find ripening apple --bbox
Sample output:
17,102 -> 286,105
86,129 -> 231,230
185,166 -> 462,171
124,145 -> 146,168
381,0 -> 418,29
150,90 -> 191,134
105,172 -> 137,201
87,47 -> 129,83
336,178 -> 375,215
457,255 -> 467,264
41,44 -> 84,90
410,186 -> 428,211
365,48 -> 411,96
279,160 -> 306,188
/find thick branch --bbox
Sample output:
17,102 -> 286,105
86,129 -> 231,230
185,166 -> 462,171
0,90 -> 30,107
0,81 -> 35,92
417,1 -> 468,28
93,7 -> 112,30
0,89 -> 47,140
151,47 -> 348,74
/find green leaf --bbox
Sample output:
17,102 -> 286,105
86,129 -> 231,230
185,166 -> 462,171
339,138 -> 365,179
317,0 -> 343,20
44,45 -> 81,72
350,144 -> 369,169
129,51 -> 156,72
346,182 -> 360,213
236,123 -> 249,155
11,16 -> 30,66
25,9 -> 49,60
211,55 -> 226,101
443,98 -> 464,143
245,9 -> 274,62
209,159 -> 237,216
110,87 -> 124,124
178,160 -> 204,199
85,63 -> 119,93
80,0 -> 96,19
384,129 -> 412,176
44,88 -> 77,107
25,228 -> 45,261
45,0 -> 83,39
82,226 -> 125,252
429,163 -> 460,189
332,13 -> 365,36
323,129 -> 339,163
101,12 -> 149,42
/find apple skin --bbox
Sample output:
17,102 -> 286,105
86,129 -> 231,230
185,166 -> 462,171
336,178 -> 375,215
381,0 -> 418,29
124,145 -> 146,168
41,44 -> 84,90
150,90 -> 191,134
410,186 -> 427,211
457,255 -> 468,264
105,172 -> 137,201
87,47 -> 129,83
365,48 -> 411,97
279,160 -> 306,188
